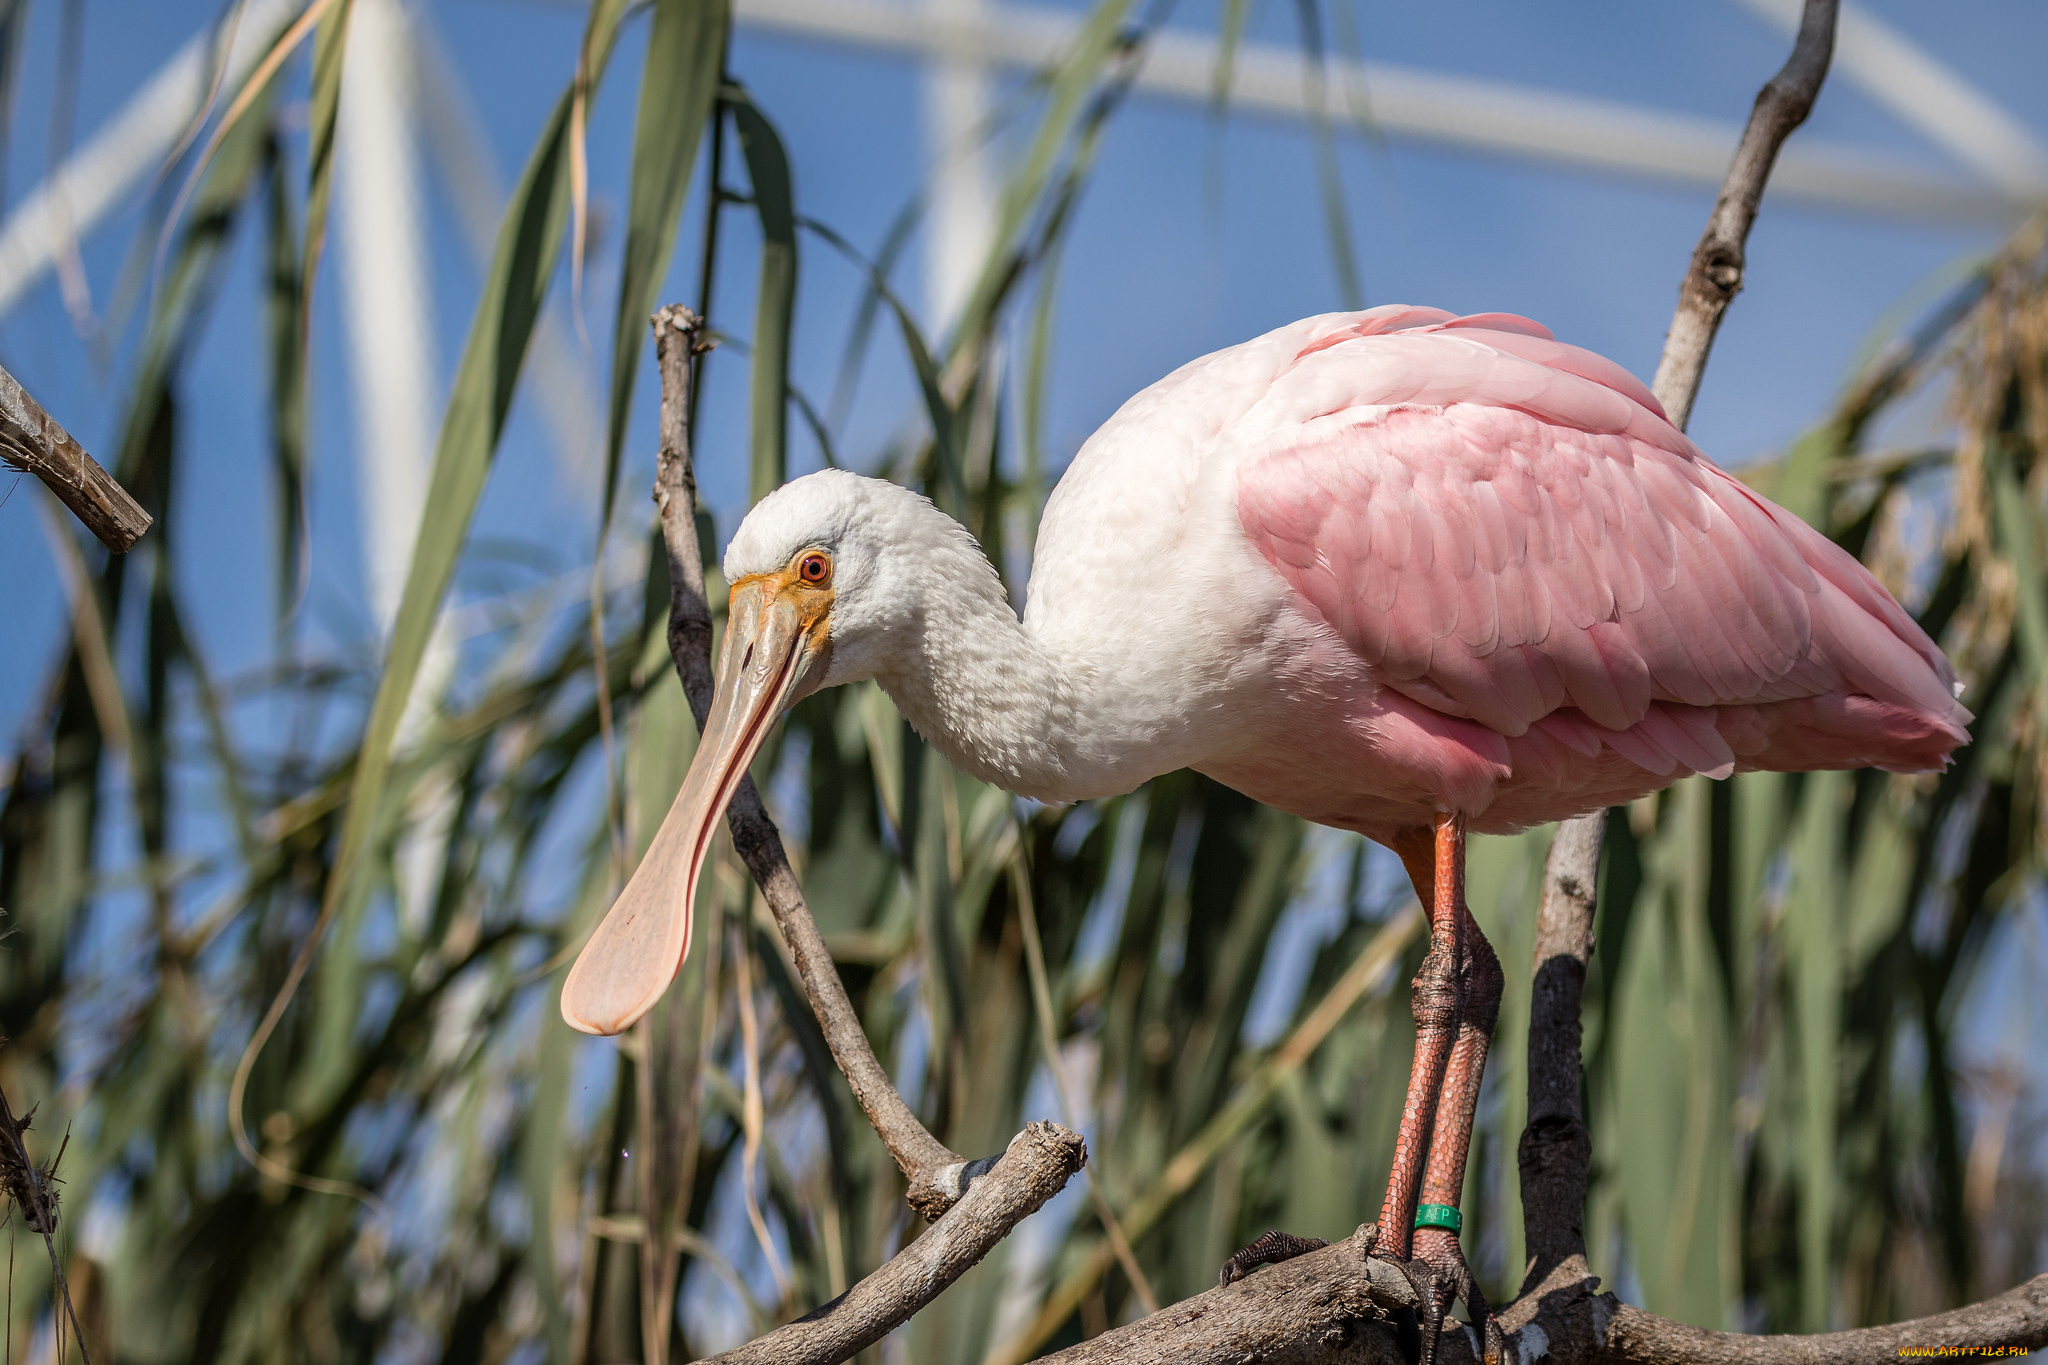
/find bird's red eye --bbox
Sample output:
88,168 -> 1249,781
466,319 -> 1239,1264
798,552 -> 832,585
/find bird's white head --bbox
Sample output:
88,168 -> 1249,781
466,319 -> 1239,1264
562,470 -> 1004,1036
721,468 -> 998,693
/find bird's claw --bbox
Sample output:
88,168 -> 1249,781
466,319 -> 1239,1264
1400,1231 -> 1505,1365
1216,1229 -> 1330,1286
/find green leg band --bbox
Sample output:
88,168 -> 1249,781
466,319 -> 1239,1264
1413,1203 -> 1463,1234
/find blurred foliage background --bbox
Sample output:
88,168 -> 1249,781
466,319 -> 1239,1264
0,0 -> 2044,1361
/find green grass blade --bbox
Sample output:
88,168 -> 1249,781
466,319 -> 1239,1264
601,0 -> 731,529
299,0 -> 357,336
1988,450 -> 2048,711
262,132 -> 307,639
1289,0 -> 1363,309
230,6 -> 632,1175
730,86 -> 798,506
953,0 -> 1138,348
1786,770 -> 1846,1331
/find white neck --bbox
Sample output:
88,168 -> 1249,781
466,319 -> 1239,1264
871,567 -> 1104,803
733,471 -> 1253,804
864,542 -> 1198,805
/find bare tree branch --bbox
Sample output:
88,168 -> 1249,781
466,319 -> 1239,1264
1026,1234 -> 2047,1365
1605,1278 -> 2048,1365
1651,0 -> 1840,432
1032,1228 -> 1415,1365
1515,812 -> 1601,1293
649,303 -> 1027,1217
0,361 -> 150,553
700,1122 -> 1087,1365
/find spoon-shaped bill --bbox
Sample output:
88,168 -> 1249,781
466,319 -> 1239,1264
560,584 -> 814,1035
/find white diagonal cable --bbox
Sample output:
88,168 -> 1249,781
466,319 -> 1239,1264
1733,0 -> 2048,200
0,0 -> 301,318
0,0 -> 2033,336
733,0 -> 2025,224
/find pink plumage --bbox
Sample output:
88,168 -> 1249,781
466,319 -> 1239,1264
1228,306 -> 1967,837
563,305 -> 1974,1336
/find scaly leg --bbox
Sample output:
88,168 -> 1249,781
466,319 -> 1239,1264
1375,813 -> 1467,1262
1214,815 -> 1463,1290
1407,833 -> 1507,1365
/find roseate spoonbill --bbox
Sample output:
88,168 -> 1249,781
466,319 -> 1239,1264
562,305 -> 1969,1352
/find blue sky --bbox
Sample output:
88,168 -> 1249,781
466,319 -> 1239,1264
2,2 -> 2045,1331
2,0 -> 2045,737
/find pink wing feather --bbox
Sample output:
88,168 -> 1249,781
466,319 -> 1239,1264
1237,308 -> 1969,790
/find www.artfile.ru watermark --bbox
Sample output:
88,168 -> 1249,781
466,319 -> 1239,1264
1895,1348 -> 2029,1358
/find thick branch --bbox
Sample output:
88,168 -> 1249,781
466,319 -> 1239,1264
0,362 -> 150,552
1516,814 -> 1602,1291
1035,1229 -> 1420,1365
1024,1232 -> 2045,1365
701,1122 -> 1087,1365
1606,1276 -> 2048,1365
649,304 -> 971,1214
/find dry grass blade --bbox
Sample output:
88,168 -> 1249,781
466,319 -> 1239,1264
990,904 -> 1423,1365
1010,846 -> 1159,1317
154,0 -> 336,301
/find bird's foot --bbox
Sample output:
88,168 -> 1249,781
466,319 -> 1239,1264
1404,1227 -> 1507,1365
1216,1229 -> 1330,1286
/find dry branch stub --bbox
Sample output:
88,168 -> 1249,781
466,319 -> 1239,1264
0,361 -> 151,553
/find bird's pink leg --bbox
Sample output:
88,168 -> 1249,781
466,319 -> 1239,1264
1219,816 -> 1466,1295
1412,901 -> 1504,1245
1408,821 -> 1507,1365
1375,814 -> 1466,1261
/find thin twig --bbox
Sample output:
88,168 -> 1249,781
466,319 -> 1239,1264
699,1123 -> 1087,1365
0,1084 -> 90,1365
1650,0 -> 1840,432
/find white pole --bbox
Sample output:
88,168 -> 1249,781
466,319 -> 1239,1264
737,0 -> 2028,225
0,0 -> 2028,333
923,0 -> 998,332
337,0 -> 440,640
336,0 -> 455,934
